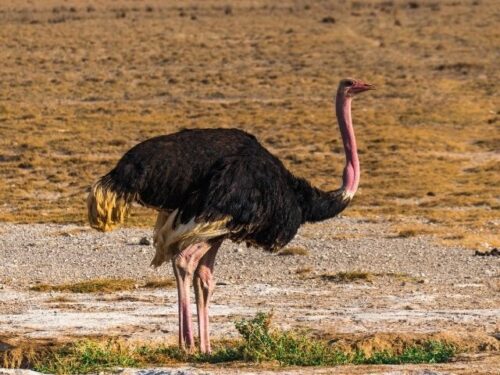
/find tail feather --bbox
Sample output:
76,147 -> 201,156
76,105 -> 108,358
87,176 -> 133,232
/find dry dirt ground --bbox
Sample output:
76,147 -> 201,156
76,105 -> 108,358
0,219 -> 499,373
0,0 -> 499,373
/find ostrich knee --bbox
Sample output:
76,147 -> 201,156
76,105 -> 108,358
195,265 -> 215,295
174,253 -> 194,278
174,243 -> 208,276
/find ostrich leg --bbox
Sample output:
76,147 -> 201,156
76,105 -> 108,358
194,239 -> 222,353
172,242 -> 212,352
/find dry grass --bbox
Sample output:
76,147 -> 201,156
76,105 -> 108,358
30,277 -> 177,293
0,0 -> 498,250
321,271 -> 374,283
397,229 -> 420,238
143,278 -> 176,289
30,279 -> 137,293
45,295 -> 75,303
316,331 -> 499,358
391,223 -> 437,238
278,246 -> 309,256
2,325 -> 497,373
321,271 -> 422,284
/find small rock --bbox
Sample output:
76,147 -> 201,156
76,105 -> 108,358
139,237 -> 151,246
321,16 -> 335,24
475,248 -> 499,257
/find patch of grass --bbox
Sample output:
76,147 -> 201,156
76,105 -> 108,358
234,312 -> 347,365
359,341 -> 456,365
397,229 -> 418,238
30,279 -> 136,293
278,246 -> 309,256
107,295 -> 142,302
321,271 -> 423,284
0,341 -> 42,369
233,313 -> 457,366
1,313 -> 458,373
30,278 -> 177,293
321,271 -> 374,283
143,278 -> 176,289
33,339 -> 138,374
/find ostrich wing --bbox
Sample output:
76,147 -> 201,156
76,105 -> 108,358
176,153 -> 303,251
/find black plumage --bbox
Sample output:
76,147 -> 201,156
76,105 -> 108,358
95,128 -> 351,251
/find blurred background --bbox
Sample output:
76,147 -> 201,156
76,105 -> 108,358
0,0 -> 498,249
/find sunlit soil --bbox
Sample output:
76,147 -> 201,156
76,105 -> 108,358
0,0 -> 498,249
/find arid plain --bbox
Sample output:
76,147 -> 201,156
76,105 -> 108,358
0,0 -> 498,248
0,0 -> 499,373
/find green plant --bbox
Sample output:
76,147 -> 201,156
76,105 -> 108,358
235,312 -> 349,366
361,341 -> 456,364
5,313 -> 457,373
34,340 -> 138,374
234,312 -> 456,366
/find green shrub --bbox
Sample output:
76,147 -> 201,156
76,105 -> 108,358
16,312 -> 456,373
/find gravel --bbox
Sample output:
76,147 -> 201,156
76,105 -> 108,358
0,219 -> 498,374
0,218 -> 497,287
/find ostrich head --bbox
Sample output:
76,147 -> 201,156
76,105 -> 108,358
339,78 -> 374,97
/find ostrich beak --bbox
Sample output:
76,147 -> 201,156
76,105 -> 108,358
352,82 -> 375,94
360,82 -> 375,91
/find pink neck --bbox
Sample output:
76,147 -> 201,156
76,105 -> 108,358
335,92 -> 359,196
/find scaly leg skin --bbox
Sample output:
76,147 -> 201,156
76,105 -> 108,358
194,239 -> 222,354
172,242 -> 212,352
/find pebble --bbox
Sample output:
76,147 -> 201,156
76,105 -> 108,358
139,237 -> 151,246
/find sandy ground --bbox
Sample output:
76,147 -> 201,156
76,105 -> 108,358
0,219 -> 498,373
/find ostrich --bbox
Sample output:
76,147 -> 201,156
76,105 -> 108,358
87,78 -> 374,353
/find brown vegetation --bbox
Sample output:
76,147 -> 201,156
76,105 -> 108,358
0,0 -> 498,250
30,279 -> 137,293
142,278 -> 176,289
321,271 -> 423,283
322,271 -> 374,283
319,332 -> 499,357
278,246 -> 309,256
30,277 -> 176,293
1,330 -> 497,371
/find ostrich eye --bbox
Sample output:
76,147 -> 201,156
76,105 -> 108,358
345,80 -> 354,86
